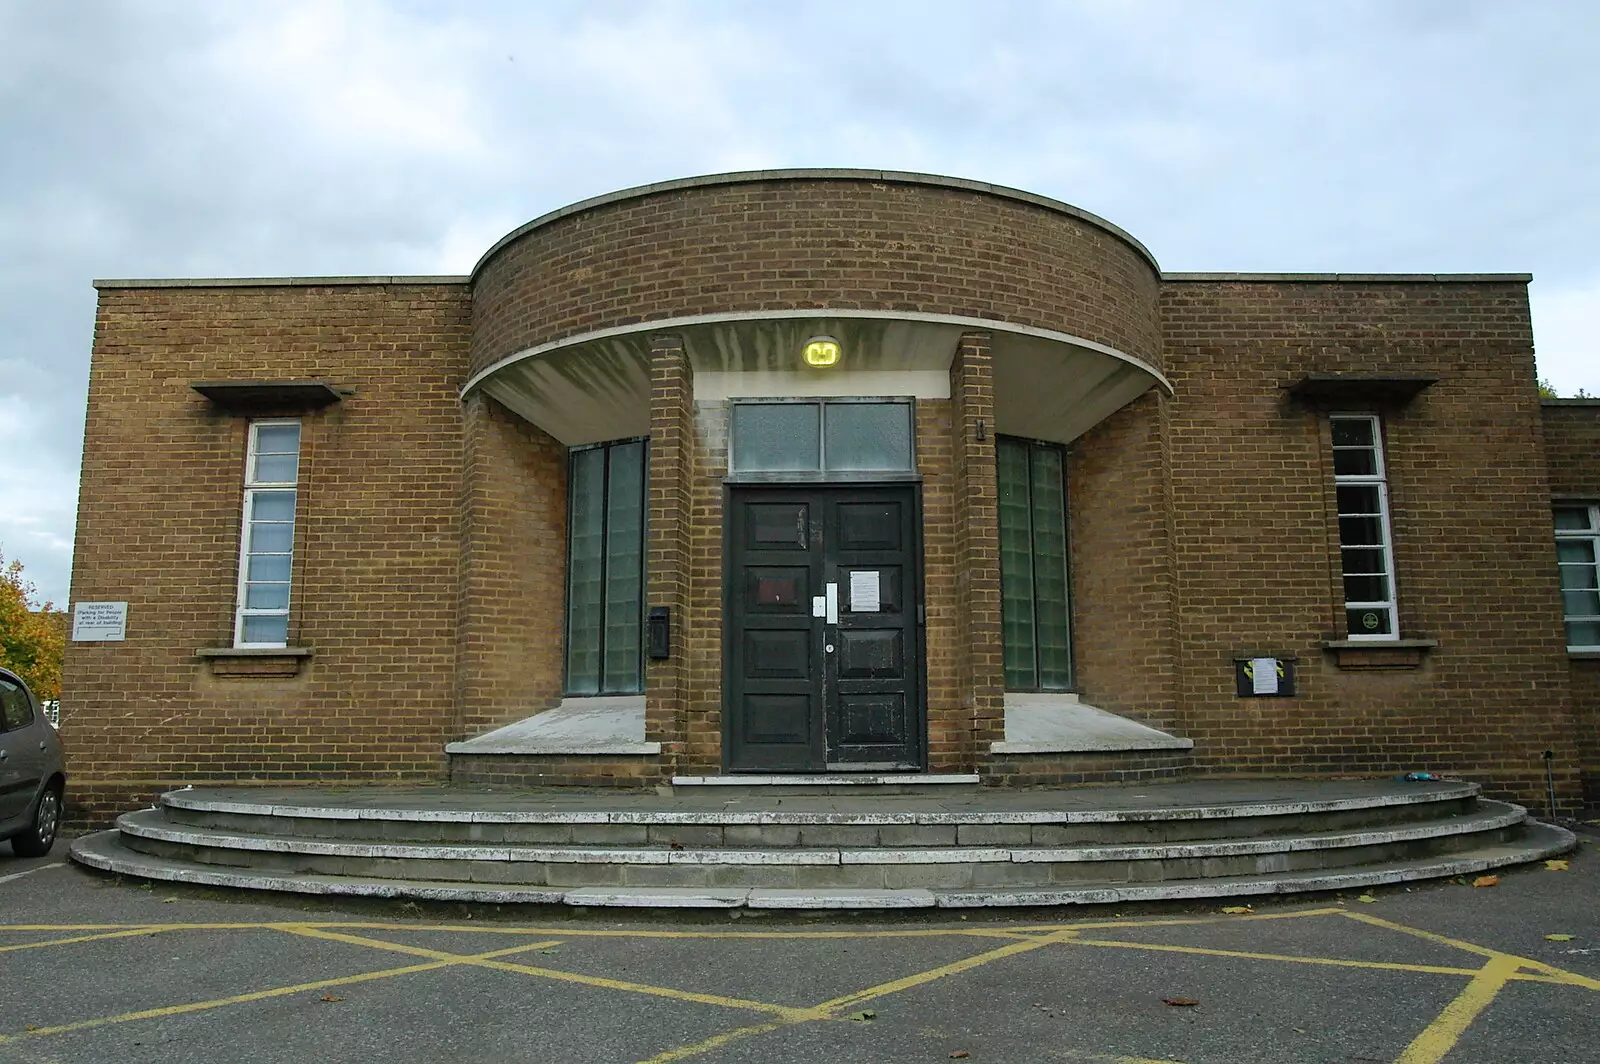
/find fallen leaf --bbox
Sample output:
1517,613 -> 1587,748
163,897 -> 178,904
951,1053 -> 971,1059
1162,996 -> 1200,1007
1220,906 -> 1252,914
1471,875 -> 1500,888
319,994 -> 344,1003
849,1009 -> 876,1022
538,948 -> 560,955
1545,859 -> 1570,871
24,1026 -> 37,1032
1546,934 -> 1575,942
1356,894 -> 1377,904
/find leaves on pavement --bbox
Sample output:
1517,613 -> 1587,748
1545,859 -> 1570,871
1220,906 -> 1252,914
1471,875 -> 1500,887
1162,996 -> 1200,1007
1546,934 -> 1575,942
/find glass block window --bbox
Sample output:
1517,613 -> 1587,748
998,436 -> 1073,690
235,420 -> 300,647
566,438 -> 646,695
730,401 -> 914,474
1331,414 -> 1399,640
1555,503 -> 1600,651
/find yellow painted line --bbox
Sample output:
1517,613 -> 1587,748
1343,912 -> 1600,992
634,1020 -> 792,1064
1393,954 -> 1522,1064
0,927 -> 170,953
1005,905 -> 1348,933
280,926 -> 818,1021
0,921 -> 1040,942
1067,937 -> 1487,978
817,929 -> 1076,1012
0,938 -> 561,1044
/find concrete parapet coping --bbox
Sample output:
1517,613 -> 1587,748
93,275 -> 470,290
1162,272 -> 1532,284
992,693 -> 1192,754
472,168 -> 1162,280
446,696 -> 659,755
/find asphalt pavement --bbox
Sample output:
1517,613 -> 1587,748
1,831 -> 1596,1064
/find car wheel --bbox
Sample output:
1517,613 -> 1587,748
12,783 -> 62,857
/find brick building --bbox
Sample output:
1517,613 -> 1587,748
63,170 -> 1600,825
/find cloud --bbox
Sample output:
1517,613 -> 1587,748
2,0 -> 1599,604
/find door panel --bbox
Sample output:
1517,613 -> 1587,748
726,486 -> 923,772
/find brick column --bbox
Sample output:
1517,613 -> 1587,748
645,335 -> 693,770
950,332 -> 1006,768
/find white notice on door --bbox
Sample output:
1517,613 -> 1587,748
849,570 -> 881,613
1250,657 -> 1279,696
73,601 -> 128,641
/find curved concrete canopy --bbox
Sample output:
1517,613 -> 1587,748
462,310 -> 1172,448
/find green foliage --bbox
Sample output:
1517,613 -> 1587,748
0,550 -> 65,702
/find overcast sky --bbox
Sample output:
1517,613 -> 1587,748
2,0 -> 1597,607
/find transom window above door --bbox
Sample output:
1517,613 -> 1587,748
730,400 -> 914,475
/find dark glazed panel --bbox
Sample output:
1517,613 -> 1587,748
746,567 -> 809,612
746,503 -> 809,550
836,501 -> 902,551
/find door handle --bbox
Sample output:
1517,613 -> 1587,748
825,582 -> 839,624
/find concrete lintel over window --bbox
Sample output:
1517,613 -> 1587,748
1286,374 -> 1438,407
192,380 -> 346,412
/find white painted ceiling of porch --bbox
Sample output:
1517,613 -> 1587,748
467,311 -> 1169,448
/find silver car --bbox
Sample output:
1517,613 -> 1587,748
0,666 -> 65,857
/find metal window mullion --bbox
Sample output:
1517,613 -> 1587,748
1026,443 -> 1044,688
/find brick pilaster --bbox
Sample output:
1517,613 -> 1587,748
645,335 -> 694,770
950,332 -> 1005,766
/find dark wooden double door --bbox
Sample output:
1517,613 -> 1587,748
725,485 -> 924,772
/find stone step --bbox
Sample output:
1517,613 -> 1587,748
109,802 -> 1531,890
69,821 -> 1578,909
155,781 -> 1483,848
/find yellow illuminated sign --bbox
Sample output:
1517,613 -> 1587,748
802,337 -> 841,367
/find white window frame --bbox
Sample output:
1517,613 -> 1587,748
234,420 -> 301,648
1331,413 -> 1400,641
1555,502 -> 1600,652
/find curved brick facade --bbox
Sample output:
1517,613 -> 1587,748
469,172 -> 1161,378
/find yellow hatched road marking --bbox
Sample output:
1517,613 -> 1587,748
279,925 -> 819,1021
1067,936 -> 1489,978
1342,911 -> 1600,991
0,938 -> 562,1044
1393,955 -> 1523,1064
636,927 -> 1081,1062
0,927 -> 170,953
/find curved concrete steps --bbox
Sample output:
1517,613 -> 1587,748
70,821 -> 1575,908
68,780 -> 1576,908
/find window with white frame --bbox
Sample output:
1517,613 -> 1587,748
1555,503 -> 1600,651
235,421 -> 301,647
1331,414 -> 1399,639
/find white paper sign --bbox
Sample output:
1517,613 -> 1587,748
849,570 -> 881,613
72,601 -> 128,642
1250,656 -> 1279,696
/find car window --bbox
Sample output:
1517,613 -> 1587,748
0,676 -> 33,731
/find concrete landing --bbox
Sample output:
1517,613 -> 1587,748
447,692 -> 1189,758
991,693 -> 1194,754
